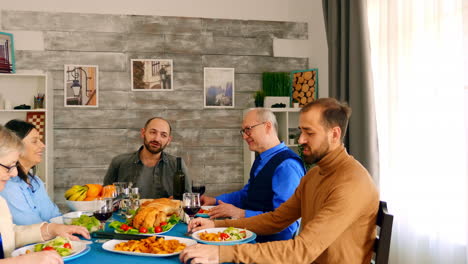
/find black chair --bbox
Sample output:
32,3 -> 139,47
372,201 -> 394,264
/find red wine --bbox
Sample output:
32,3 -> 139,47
93,212 -> 112,221
191,185 -> 206,196
183,206 -> 201,217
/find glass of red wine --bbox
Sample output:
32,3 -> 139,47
182,192 -> 201,236
191,180 -> 206,196
93,197 -> 114,230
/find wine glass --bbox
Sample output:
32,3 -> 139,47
93,197 -> 113,231
191,179 -> 206,196
182,192 -> 201,236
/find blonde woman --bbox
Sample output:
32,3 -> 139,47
0,125 -> 89,264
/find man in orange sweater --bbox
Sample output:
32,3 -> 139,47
180,98 -> 379,264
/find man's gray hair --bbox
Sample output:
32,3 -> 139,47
252,108 -> 278,134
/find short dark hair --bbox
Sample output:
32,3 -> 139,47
144,117 -> 172,135
300,98 -> 352,142
5,119 -> 36,140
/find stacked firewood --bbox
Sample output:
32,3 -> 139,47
292,70 -> 317,107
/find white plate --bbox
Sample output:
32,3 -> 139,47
49,216 -> 64,224
191,227 -> 255,245
114,222 -> 176,236
11,240 -> 89,261
50,212 -> 93,225
102,235 -> 197,257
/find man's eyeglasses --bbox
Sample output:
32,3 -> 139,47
0,162 -> 17,174
240,122 -> 266,136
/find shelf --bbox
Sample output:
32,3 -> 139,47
0,109 -> 46,112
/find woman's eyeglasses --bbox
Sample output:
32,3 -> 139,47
240,122 -> 266,136
0,162 -> 18,174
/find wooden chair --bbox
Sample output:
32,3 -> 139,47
372,201 -> 394,264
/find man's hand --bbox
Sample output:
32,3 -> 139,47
188,218 -> 215,233
179,244 -> 219,264
208,200 -> 245,219
201,195 -> 216,206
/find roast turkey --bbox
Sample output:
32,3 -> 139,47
131,198 -> 180,229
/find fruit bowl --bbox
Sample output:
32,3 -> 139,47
65,200 -> 104,212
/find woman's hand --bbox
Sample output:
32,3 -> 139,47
187,218 -> 215,233
42,223 -> 90,241
3,251 -> 63,264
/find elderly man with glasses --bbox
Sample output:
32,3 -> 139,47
201,108 -> 306,242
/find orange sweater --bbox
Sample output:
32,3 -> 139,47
216,145 -> 379,264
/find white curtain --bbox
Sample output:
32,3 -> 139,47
366,0 -> 467,263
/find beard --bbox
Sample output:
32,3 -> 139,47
301,139 -> 330,165
143,137 -> 168,155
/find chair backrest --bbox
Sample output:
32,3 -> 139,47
372,201 -> 394,264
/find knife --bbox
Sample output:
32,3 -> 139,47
91,231 -> 162,240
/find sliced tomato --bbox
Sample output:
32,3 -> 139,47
239,230 -> 247,236
63,243 -> 72,249
220,233 -> 230,240
155,226 -> 163,233
159,221 -> 167,226
139,227 -> 148,233
120,224 -> 130,231
43,246 -> 55,251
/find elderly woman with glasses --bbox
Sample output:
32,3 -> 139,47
0,125 -> 89,264
0,120 -> 61,225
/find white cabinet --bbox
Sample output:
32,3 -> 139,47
0,73 -> 53,198
243,108 -> 301,184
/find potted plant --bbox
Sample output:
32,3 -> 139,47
262,72 -> 291,108
254,90 -> 265,107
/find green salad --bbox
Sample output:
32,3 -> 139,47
221,227 -> 248,241
34,237 -> 73,256
71,215 -> 100,232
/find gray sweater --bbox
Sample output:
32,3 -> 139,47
103,146 -> 190,198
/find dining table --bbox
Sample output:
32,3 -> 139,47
67,218 -> 192,264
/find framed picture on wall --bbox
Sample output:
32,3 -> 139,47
131,59 -> 173,91
291,68 -> 318,107
0,32 -> 15,73
204,67 -> 235,108
64,65 -> 99,107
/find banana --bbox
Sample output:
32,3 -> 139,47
64,185 -> 84,199
77,189 -> 88,201
68,190 -> 83,201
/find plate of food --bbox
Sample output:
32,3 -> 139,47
109,214 -> 180,236
191,227 -> 256,245
11,236 -> 90,261
102,235 -> 197,257
196,206 -> 215,218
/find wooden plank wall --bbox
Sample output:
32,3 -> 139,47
1,10 -> 308,210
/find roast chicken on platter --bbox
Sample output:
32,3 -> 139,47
131,198 -> 181,229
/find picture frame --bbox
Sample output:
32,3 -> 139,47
291,68 -> 318,107
131,59 -> 173,91
64,65 -> 99,107
0,32 -> 15,73
204,67 -> 235,108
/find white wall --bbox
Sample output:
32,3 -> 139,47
0,0 -> 329,96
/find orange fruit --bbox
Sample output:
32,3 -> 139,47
85,184 -> 103,198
